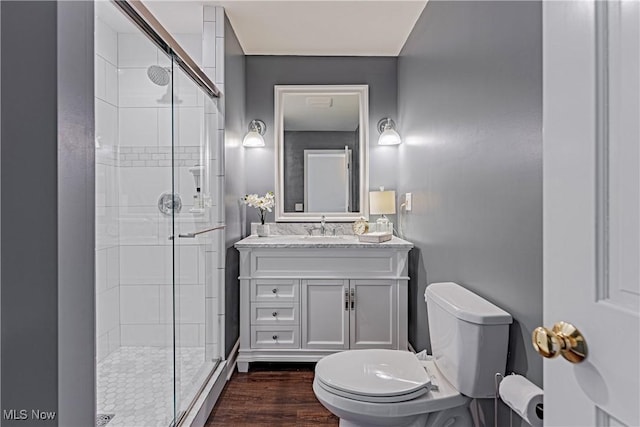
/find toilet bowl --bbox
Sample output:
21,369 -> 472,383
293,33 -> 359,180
313,282 -> 512,427
313,349 -> 471,427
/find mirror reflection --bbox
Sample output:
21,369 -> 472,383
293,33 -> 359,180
275,85 -> 369,222
283,93 -> 360,213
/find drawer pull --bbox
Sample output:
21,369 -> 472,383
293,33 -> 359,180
272,311 -> 278,317
272,335 -> 278,340
272,288 -> 278,294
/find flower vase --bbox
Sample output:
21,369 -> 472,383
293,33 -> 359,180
257,224 -> 269,237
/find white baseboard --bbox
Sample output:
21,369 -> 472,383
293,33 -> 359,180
226,339 -> 240,380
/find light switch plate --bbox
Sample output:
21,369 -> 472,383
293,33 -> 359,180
405,193 -> 412,211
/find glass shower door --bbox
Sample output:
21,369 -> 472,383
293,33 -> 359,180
96,3 -> 221,426
95,3 -> 177,425
170,55 -> 222,423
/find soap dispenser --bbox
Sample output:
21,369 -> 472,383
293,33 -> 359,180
188,165 -> 205,213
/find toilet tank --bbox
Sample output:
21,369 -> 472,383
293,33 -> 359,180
425,282 -> 512,399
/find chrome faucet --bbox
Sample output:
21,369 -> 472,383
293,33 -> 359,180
320,215 -> 326,236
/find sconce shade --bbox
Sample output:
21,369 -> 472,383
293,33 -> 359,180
369,189 -> 396,215
243,119 -> 266,147
243,131 -> 265,147
377,118 -> 402,145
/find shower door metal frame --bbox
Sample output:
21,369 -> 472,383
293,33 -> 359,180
112,0 -> 220,99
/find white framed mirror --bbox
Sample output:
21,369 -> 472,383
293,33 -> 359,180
274,85 -> 369,222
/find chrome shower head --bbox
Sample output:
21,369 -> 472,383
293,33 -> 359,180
147,65 -> 171,86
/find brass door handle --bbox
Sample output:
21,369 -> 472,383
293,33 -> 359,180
532,321 -> 587,364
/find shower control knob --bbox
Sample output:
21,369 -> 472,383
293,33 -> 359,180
272,312 -> 278,317
272,288 -> 278,294
272,335 -> 278,340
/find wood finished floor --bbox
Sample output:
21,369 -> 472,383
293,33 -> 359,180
205,363 -> 339,426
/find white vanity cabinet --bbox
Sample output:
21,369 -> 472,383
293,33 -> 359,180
234,236 -> 413,373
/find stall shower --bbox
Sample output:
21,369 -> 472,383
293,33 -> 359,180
94,2 -> 224,426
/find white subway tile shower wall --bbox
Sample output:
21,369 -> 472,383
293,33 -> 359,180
118,108 -> 158,146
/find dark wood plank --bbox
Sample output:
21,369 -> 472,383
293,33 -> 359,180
205,363 -> 339,426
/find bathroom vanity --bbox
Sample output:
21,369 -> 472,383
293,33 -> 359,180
234,234 -> 413,372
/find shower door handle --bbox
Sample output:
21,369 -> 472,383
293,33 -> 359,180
169,225 -> 225,240
179,225 -> 225,238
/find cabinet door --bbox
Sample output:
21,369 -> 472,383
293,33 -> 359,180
301,279 -> 349,349
349,280 -> 397,349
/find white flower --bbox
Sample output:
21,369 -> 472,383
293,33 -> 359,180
242,192 -> 275,211
242,192 -> 275,225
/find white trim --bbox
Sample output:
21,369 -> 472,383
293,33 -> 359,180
274,84 -> 369,222
225,339 -> 240,380
595,0 -> 610,303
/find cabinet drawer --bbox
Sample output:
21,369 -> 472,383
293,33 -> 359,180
251,325 -> 299,348
251,279 -> 298,302
251,302 -> 299,325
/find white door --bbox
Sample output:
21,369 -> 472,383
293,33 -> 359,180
301,279 -> 349,349
544,1 -> 639,426
349,280 -> 397,349
304,149 -> 349,212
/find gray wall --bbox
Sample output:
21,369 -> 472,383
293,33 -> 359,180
223,15 -> 246,358
245,56 -> 397,226
283,131 -> 359,212
1,2 -> 95,426
1,3 -> 59,425
397,0 -> 542,422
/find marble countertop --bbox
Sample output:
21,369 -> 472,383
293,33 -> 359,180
234,234 -> 413,249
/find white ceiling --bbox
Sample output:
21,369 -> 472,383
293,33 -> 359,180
144,0 -> 428,56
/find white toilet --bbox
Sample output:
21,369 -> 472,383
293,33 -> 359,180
313,282 -> 512,427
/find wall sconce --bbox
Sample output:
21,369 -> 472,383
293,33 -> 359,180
243,119 -> 266,147
377,118 -> 402,146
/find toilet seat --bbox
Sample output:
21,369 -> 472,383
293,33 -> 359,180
313,357 -> 470,420
315,349 -> 431,403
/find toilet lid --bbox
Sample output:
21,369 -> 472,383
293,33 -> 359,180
315,350 -> 431,401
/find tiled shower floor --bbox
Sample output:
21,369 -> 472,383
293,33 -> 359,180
97,346 -> 206,427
